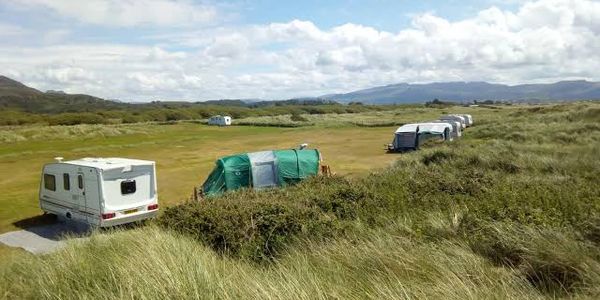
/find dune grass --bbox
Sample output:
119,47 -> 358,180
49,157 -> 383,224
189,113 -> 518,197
0,102 -> 599,299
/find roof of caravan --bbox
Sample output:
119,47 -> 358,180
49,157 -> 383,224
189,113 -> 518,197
418,122 -> 452,133
395,124 -> 419,133
441,115 -> 465,121
395,122 -> 451,133
58,157 -> 155,170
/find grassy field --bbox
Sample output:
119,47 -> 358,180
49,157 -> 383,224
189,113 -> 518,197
0,124 -> 382,233
1,102 -> 599,299
0,105 -> 459,233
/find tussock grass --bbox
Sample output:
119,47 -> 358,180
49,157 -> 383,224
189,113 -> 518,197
0,123 -> 155,143
0,225 -> 558,299
234,107 -> 452,127
1,102 -> 599,299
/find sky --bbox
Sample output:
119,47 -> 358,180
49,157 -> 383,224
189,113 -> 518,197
0,0 -> 599,101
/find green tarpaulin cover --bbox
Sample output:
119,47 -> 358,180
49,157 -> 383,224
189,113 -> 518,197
202,149 -> 320,196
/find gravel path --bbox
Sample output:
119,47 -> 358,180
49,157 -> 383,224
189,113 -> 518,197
0,220 -> 90,254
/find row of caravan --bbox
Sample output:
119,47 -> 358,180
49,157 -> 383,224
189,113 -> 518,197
38,115 -> 473,228
388,114 -> 473,151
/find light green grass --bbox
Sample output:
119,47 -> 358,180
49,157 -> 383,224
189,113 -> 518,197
0,122 -> 398,233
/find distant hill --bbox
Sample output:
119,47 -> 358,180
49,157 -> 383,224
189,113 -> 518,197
3,75 -> 599,114
321,81 -> 600,104
0,76 -> 339,114
0,76 -> 127,113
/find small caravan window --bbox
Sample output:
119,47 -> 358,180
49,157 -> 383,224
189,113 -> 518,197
63,173 -> 70,190
78,175 -> 83,189
44,174 -> 56,191
121,180 -> 136,195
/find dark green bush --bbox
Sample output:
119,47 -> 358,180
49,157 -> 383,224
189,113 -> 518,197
48,112 -> 106,125
290,112 -> 307,122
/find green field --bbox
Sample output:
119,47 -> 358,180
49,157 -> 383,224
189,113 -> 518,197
0,105 -> 454,233
1,102 -> 599,299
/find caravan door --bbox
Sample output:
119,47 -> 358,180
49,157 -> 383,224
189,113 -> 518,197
81,169 -> 101,225
71,172 -> 87,222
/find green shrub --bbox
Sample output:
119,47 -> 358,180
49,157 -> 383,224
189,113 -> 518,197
290,112 -> 307,122
48,112 -> 106,125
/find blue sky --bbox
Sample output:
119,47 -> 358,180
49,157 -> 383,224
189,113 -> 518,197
237,0 -> 521,31
0,0 -> 598,101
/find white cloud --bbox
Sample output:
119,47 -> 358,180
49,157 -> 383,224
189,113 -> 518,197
15,0 -> 217,27
0,0 -> 599,100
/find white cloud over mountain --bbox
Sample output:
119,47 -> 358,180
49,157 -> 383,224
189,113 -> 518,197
0,0 -> 599,101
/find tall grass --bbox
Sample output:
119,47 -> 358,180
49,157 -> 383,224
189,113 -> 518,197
0,225 -> 570,299
1,102 -> 599,299
0,123 -> 155,143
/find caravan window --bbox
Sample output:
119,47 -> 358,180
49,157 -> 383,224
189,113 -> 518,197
63,173 -> 70,190
78,175 -> 84,189
44,174 -> 56,191
121,180 -> 136,195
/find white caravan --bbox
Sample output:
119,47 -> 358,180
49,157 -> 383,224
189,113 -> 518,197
39,157 -> 159,227
427,120 -> 462,138
440,115 -> 466,129
457,114 -> 473,127
208,115 -> 232,126
388,122 -> 453,151
418,122 -> 454,142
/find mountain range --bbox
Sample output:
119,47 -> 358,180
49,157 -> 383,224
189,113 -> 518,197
320,81 -> 600,104
1,75 -> 599,113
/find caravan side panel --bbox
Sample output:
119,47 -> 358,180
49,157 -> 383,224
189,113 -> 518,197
39,164 -> 101,224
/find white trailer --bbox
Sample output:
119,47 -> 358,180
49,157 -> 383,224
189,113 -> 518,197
388,122 -> 453,151
208,115 -> 232,126
427,120 -> 462,138
39,157 -> 159,227
440,115 -> 466,129
457,114 -> 473,127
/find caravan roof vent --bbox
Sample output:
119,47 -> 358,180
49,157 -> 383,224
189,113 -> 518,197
54,157 -> 64,163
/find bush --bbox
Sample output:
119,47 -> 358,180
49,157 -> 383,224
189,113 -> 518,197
158,183 -> 345,261
290,112 -> 307,122
48,112 -> 106,125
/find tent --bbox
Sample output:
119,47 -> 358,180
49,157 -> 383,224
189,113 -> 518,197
202,149 -> 321,196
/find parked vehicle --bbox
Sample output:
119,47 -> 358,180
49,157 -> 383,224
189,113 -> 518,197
388,122 -> 453,152
208,115 -> 232,126
427,120 -> 462,138
457,114 -> 473,127
39,157 -> 159,227
440,115 -> 467,129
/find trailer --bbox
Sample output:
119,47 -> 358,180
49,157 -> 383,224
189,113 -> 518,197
39,157 -> 159,227
208,115 -> 232,126
440,115 -> 466,129
427,120 -> 462,138
388,122 -> 453,152
457,114 -> 473,127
